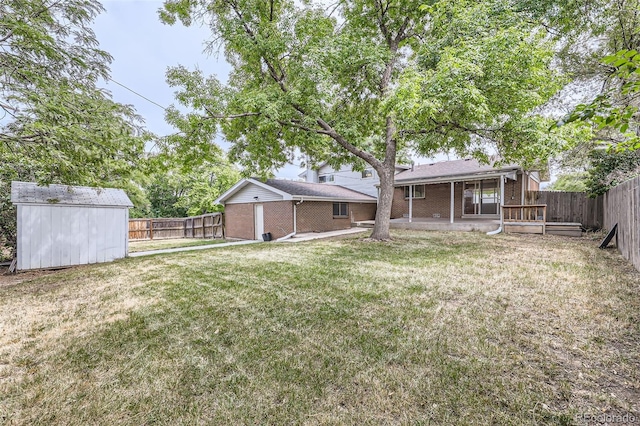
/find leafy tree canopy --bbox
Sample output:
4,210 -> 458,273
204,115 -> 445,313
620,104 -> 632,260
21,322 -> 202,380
142,159 -> 240,218
558,50 -> 640,150
584,148 -> 640,196
0,0 -> 150,255
160,0 -> 566,239
547,172 -> 588,192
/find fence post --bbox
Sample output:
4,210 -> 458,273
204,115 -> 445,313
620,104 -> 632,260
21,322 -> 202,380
149,219 -> 153,240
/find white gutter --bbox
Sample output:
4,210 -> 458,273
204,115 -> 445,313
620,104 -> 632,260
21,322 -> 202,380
290,195 -> 376,203
394,169 -> 521,187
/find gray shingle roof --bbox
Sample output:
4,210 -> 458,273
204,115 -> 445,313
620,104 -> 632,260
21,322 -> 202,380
11,181 -> 133,207
394,158 -> 520,182
264,179 -> 376,201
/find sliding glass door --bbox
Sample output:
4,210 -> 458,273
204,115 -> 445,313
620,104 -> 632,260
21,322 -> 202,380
463,179 -> 500,216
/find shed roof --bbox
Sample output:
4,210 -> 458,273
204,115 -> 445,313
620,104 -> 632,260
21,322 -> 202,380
11,181 -> 134,207
216,178 -> 377,204
394,158 -> 521,184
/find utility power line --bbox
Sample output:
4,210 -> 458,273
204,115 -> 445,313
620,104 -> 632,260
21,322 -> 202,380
107,77 -> 168,110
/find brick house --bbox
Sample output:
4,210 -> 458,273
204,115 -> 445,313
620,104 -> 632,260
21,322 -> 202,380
391,158 -> 542,223
216,178 -> 377,240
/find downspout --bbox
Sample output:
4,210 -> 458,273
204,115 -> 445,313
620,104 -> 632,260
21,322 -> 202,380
487,175 -> 505,235
277,198 -> 302,241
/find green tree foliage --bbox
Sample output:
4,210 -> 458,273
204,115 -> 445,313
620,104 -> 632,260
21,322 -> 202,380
559,50 -> 640,150
584,149 -> 640,196
160,0 -> 564,240
142,160 -> 240,218
547,172 -> 588,192
0,0 -> 149,256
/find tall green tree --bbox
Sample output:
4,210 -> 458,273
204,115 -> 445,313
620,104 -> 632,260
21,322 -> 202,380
143,159 -> 240,218
0,0 -> 149,255
160,0 -> 564,240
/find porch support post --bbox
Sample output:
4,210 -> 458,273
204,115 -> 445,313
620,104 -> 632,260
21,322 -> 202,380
408,184 -> 413,223
521,171 -> 526,205
500,175 -> 505,224
450,181 -> 454,224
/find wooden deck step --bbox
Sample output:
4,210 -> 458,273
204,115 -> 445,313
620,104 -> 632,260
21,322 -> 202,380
504,221 -> 583,237
504,222 -> 545,235
546,222 -> 582,237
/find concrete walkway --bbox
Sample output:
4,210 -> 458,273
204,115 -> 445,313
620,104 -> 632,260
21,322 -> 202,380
128,240 -> 259,257
128,228 -> 369,257
277,227 -> 369,243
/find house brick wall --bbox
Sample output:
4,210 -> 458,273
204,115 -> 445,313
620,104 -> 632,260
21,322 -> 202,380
225,201 -> 294,240
224,203 -> 255,240
529,176 -> 540,191
225,200 -> 374,239
391,182 -> 463,219
263,201 -> 294,239
503,173 -> 524,205
296,201 -> 376,233
391,172 -> 528,218
350,202 -> 377,221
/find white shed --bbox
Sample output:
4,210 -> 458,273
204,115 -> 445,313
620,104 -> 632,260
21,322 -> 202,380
11,181 -> 133,271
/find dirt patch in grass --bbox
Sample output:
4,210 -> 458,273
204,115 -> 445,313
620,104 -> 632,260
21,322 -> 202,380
1,231 -> 639,425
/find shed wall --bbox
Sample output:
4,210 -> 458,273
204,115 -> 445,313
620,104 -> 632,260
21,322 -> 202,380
17,204 -> 128,270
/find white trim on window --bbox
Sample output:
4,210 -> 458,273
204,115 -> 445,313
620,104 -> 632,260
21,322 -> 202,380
404,185 -> 425,199
332,202 -> 348,218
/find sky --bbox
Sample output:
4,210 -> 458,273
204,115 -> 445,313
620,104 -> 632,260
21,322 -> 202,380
92,0 -> 304,179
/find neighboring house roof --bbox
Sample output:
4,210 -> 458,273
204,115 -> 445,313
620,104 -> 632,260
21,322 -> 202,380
298,162 -> 410,178
393,158 -> 522,185
216,178 -> 378,204
10,181 -> 134,207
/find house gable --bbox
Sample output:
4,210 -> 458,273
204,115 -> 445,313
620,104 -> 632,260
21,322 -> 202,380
225,182 -> 288,204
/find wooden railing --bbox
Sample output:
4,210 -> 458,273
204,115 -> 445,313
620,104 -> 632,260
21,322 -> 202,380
502,204 -> 547,235
502,204 -> 547,223
129,213 -> 224,240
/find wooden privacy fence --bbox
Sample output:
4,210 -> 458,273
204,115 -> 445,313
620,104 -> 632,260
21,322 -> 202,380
602,176 -> 640,271
525,191 -> 603,230
129,213 -> 224,240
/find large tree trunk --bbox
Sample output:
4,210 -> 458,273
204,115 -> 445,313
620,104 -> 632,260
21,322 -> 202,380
369,167 -> 394,240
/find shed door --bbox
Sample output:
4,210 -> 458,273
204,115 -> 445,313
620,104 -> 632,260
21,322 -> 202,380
254,204 -> 264,240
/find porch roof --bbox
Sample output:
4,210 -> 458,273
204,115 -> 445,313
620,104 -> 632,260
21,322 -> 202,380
393,158 -> 521,186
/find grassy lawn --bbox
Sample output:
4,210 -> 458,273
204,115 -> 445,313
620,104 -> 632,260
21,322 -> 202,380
128,238 -> 226,253
1,231 -> 639,425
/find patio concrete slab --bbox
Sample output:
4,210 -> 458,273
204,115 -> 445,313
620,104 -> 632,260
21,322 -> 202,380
354,218 -> 500,233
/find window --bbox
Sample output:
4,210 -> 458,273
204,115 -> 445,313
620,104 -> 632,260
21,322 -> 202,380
362,169 -> 373,179
463,179 -> 499,215
319,174 -> 334,183
333,202 -> 348,217
404,185 -> 425,199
